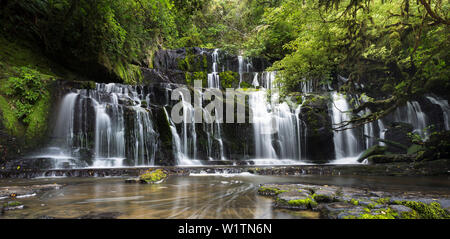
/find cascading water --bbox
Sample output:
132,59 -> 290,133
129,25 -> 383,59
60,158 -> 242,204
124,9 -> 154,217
33,49 -> 450,168
329,92 -> 361,163
247,74 -> 304,164
249,90 -> 277,159
426,95 -> 450,130
238,55 -> 244,88
207,49 -> 220,88
252,73 -> 259,88
393,101 -> 428,137
37,83 -> 158,168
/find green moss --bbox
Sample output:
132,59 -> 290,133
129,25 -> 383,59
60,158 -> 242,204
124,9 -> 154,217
376,197 -> 391,205
0,95 -> 24,136
393,200 -> 450,219
185,71 -> 207,87
240,81 -> 252,88
344,208 -> 398,219
139,169 -> 167,183
258,186 -> 287,196
178,48 -> 208,72
114,63 -> 142,85
399,209 -> 420,219
219,71 -> 239,89
312,193 -> 333,203
349,198 -> 359,206
25,93 -> 51,140
0,66 -> 53,139
287,197 -> 318,209
3,201 -> 22,207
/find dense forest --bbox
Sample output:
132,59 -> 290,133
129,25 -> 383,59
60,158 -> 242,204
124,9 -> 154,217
0,0 -> 450,220
0,0 -> 448,152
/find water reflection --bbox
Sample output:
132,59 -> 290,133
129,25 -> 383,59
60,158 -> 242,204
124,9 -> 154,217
0,174 -> 449,219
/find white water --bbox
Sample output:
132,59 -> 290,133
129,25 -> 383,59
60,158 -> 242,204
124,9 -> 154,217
248,80 -> 303,161
207,49 -> 220,88
329,92 -> 360,159
37,83 -> 158,168
426,95 -> 450,130
238,55 -> 244,87
393,101 -> 428,137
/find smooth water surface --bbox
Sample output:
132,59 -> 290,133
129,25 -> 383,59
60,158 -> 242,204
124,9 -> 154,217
1,174 -> 449,219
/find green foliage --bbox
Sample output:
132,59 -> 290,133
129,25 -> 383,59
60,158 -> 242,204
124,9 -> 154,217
185,71 -> 208,87
0,95 -> 23,136
219,71 -> 239,89
0,66 -> 53,139
0,0 -> 200,83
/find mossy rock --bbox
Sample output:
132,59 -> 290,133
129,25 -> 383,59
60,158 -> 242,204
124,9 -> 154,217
366,154 -> 415,164
257,186 -> 287,196
138,169 -> 168,184
392,200 -> 450,219
357,145 -> 387,162
282,197 -> 318,210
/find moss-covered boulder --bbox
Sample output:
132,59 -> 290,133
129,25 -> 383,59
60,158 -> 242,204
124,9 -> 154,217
366,154 -> 415,164
384,122 -> 414,153
357,145 -> 388,162
257,186 -> 288,196
138,169 -> 168,184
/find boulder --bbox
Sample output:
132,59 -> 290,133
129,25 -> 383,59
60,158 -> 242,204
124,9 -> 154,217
357,145 -> 387,162
384,122 -> 414,153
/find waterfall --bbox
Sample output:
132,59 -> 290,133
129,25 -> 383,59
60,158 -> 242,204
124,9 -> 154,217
377,119 -> 386,146
252,73 -> 259,88
426,95 -> 450,130
238,55 -> 244,88
163,107 -> 199,165
393,101 -> 428,137
207,49 -> 220,88
39,83 -> 158,168
247,80 -> 304,163
249,90 -> 277,159
329,92 -> 360,160
261,72 -> 276,90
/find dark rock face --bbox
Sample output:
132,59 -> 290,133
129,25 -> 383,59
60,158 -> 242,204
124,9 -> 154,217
420,96 -> 446,131
0,118 -> 22,165
384,122 -> 413,153
298,95 -> 335,163
152,48 -> 269,73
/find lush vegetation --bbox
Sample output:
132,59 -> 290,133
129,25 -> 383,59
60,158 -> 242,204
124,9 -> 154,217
0,0 -> 448,141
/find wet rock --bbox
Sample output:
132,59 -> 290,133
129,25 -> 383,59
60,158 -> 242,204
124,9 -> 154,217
319,202 -> 361,219
367,154 -> 415,164
313,188 -> 338,203
357,145 -> 387,163
0,184 -> 62,199
389,205 -> 414,218
384,122 -> 414,153
139,169 -> 168,184
298,94 -> 335,163
275,191 -> 318,210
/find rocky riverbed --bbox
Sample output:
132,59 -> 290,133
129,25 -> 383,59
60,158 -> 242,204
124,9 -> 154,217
0,173 -> 449,219
258,183 -> 450,219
